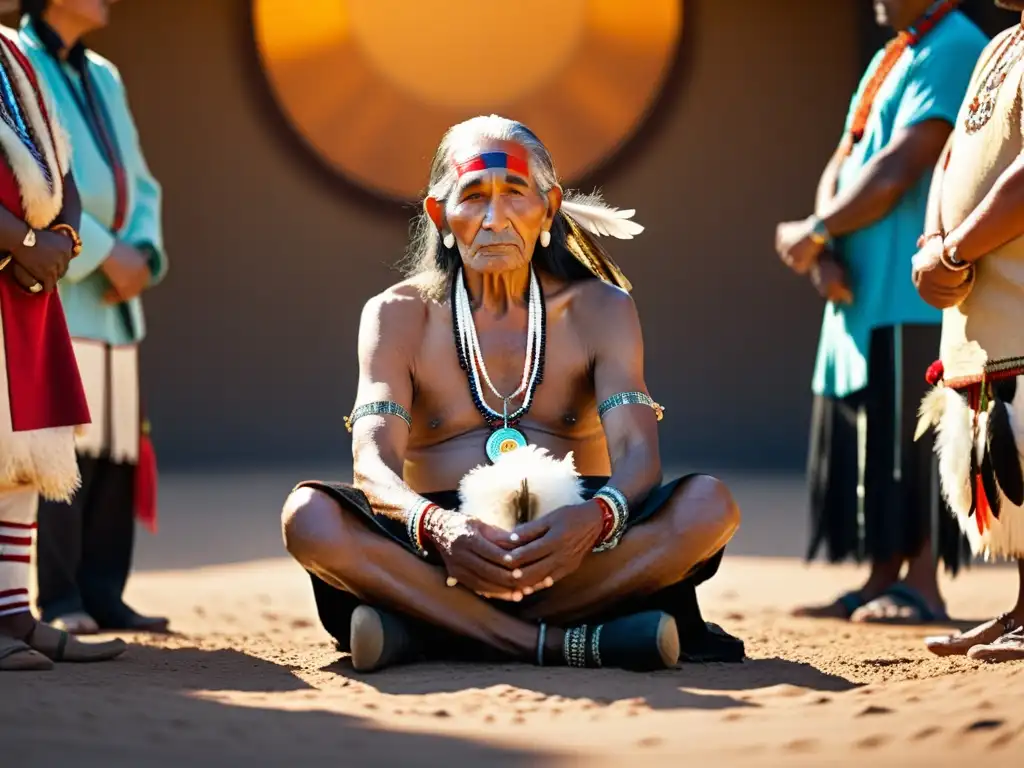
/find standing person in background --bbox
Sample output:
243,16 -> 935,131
913,0 -> 1024,663
0,20 -> 125,670
18,0 -> 169,634
775,0 -> 986,623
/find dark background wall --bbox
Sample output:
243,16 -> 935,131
23,0 -> 1007,471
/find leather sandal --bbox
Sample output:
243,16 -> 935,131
0,634 -> 53,671
24,621 -> 127,663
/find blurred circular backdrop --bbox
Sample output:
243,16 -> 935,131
252,0 -> 683,201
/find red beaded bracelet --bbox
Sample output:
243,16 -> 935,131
594,496 -> 616,547
418,503 -> 439,551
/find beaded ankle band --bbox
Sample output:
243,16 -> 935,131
345,401 -> 412,432
598,391 -> 664,421
563,624 -> 589,668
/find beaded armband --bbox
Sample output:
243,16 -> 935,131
406,498 -> 436,558
344,401 -> 412,433
592,485 -> 629,552
597,391 -> 664,422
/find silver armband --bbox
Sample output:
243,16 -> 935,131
597,391 -> 664,421
344,401 -> 412,433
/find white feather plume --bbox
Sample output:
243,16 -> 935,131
935,387 -> 973,518
457,445 -> 585,531
561,194 -> 644,240
915,386 -> 947,442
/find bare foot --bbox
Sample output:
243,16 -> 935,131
851,584 -> 948,625
926,613 -> 1019,657
967,627 -> 1024,663
51,611 -> 99,635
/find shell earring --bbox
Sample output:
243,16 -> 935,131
443,232 -> 455,249
539,230 -> 551,248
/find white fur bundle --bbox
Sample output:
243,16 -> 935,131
561,194 -> 644,240
457,445 -> 585,531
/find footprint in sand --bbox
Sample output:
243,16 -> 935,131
636,737 -> 663,748
964,719 -> 1004,733
912,726 -> 942,741
855,735 -> 890,749
989,726 -> 1021,749
858,705 -> 894,717
785,739 -> 818,753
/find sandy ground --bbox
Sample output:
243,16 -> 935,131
3,469 -> 1022,766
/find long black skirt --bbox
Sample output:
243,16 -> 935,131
806,324 -> 970,573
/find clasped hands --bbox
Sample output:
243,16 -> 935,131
910,234 -> 974,309
775,216 -> 853,305
429,501 -> 605,602
100,241 -> 151,305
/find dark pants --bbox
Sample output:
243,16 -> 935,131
806,324 -> 970,572
36,454 -> 137,625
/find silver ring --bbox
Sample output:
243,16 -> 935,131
445,576 -> 458,588
29,282 -> 42,293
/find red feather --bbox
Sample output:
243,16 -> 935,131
135,423 -> 158,534
975,473 -> 989,535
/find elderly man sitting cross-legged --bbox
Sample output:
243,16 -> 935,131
282,115 -> 742,672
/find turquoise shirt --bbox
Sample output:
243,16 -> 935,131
17,19 -> 167,346
812,11 -> 986,398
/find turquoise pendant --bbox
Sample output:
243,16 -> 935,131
486,426 -> 527,463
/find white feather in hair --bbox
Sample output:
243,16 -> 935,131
561,193 -> 644,240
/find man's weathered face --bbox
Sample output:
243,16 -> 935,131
438,139 -> 556,275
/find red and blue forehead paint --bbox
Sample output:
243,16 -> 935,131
454,148 -> 530,179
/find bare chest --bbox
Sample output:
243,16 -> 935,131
409,305 -> 596,442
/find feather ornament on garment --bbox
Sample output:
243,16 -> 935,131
922,375 -> 1024,559
457,445 -> 585,532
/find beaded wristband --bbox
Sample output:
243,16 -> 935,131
345,401 -> 412,433
597,391 -> 664,422
49,223 -> 83,257
592,486 -> 628,552
405,499 -> 436,558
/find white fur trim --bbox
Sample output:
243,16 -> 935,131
0,35 -> 67,228
457,445 -> 585,531
0,305 -> 80,501
933,378 -> 1024,560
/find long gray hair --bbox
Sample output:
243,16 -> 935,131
401,115 -> 633,301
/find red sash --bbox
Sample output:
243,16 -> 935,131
0,36 -> 89,432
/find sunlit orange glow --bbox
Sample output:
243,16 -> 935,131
253,0 -> 682,201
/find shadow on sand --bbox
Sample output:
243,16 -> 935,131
326,654 -> 858,712
1,645 -> 547,767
